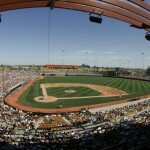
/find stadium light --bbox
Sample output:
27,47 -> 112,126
49,0 -> 55,9
89,10 -> 103,24
145,32 -> 150,41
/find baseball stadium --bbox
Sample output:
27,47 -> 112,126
0,1 -> 150,150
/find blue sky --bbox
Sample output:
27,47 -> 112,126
0,8 -> 149,68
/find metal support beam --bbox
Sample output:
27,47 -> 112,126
0,0 -> 149,30
49,0 -> 55,9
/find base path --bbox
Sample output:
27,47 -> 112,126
41,84 -> 48,97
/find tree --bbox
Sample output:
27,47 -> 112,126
80,64 -> 90,68
146,66 -> 150,76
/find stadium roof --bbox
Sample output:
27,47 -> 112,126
0,0 -> 149,31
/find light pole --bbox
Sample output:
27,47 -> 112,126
128,60 -> 130,69
93,59 -> 96,74
62,50 -> 65,69
2,65 -> 5,99
119,59 -> 121,68
93,59 -> 96,67
141,52 -> 144,70
85,51 -> 88,71
135,63 -> 137,69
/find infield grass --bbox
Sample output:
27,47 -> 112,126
46,86 -> 100,98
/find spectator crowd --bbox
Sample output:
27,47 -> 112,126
0,70 -> 149,150
120,73 -> 150,81
0,70 -> 38,97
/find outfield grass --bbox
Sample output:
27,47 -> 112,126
18,76 -> 150,108
46,86 -> 100,98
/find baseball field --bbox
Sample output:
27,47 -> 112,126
16,76 -> 150,109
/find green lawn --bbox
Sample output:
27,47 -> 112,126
46,86 -> 100,98
18,76 -> 150,108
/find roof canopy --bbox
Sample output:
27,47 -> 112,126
0,0 -> 149,30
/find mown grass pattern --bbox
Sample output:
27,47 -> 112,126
18,76 -> 150,108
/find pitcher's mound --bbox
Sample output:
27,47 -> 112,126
34,96 -> 57,103
65,90 -> 76,93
